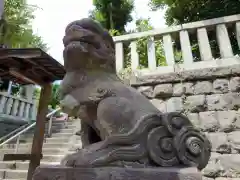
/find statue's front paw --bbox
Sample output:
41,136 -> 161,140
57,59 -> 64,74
60,152 -> 87,167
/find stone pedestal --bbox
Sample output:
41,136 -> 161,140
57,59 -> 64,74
33,165 -> 202,180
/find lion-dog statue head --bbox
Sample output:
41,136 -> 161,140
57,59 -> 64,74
63,18 -> 115,72
59,18 -> 116,123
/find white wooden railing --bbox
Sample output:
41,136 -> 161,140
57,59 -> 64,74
0,92 -> 37,121
113,14 -> 240,75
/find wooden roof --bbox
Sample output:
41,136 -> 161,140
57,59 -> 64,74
0,48 -> 65,85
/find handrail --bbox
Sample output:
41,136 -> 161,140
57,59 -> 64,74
46,108 -> 61,118
0,107 -> 61,147
0,123 -> 29,143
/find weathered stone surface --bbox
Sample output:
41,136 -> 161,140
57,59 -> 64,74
207,133 -> 230,153
33,166 -> 203,180
215,178 -> 240,180
173,83 -> 194,96
202,153 -> 222,178
218,154 -> 240,178
230,77 -> 240,92
130,62 -> 240,86
137,86 -> 154,98
206,94 -> 240,111
153,84 -> 173,97
184,83 -> 195,95
173,83 -> 185,96
207,94 -> 225,111
202,160 -> 222,178
228,132 -> 240,151
187,113 -> 200,129
184,95 -> 206,112
194,81 -> 213,95
199,111 -> 219,132
150,99 -> 167,112
234,110 -> 240,129
166,97 -> 183,112
217,111 -> 236,132
222,93 -> 240,110
202,177 -> 214,180
213,79 -> 229,93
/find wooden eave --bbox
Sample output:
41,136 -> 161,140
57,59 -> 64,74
0,48 -> 65,85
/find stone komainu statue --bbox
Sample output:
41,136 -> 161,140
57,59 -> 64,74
59,18 -> 211,170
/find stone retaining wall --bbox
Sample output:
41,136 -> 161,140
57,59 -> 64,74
133,70 -> 240,180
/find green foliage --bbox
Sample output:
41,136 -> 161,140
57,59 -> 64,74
33,83 -> 60,110
133,18 -> 166,68
33,87 -> 41,99
0,80 -> 20,95
109,29 -> 121,36
118,66 -> 132,85
90,0 -> 134,33
49,83 -> 60,109
149,0 -> 240,26
1,0 -> 47,50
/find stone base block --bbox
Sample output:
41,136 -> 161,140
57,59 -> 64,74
33,165 -> 202,180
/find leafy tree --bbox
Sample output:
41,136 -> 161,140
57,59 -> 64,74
49,83 -> 60,109
0,0 -> 47,49
149,0 -> 240,26
0,0 -> 48,93
90,0 -> 134,34
33,86 -> 41,100
33,83 -> 60,110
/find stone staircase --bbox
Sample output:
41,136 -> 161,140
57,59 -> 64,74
0,118 -> 81,179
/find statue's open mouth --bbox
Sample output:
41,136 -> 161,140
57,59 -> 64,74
64,33 -> 101,50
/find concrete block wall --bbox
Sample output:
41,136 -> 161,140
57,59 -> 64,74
133,70 -> 240,180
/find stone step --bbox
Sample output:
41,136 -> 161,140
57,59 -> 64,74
2,142 -> 71,149
0,147 -> 68,156
63,124 -> 76,128
0,169 -> 27,179
51,132 -> 73,138
0,153 -> 67,163
22,127 -> 76,137
45,126 -> 76,132
52,121 -> 75,125
44,124 -> 67,129
17,134 -> 74,143
51,128 -> 75,133
51,120 -> 68,123
42,154 -> 65,162
20,127 -> 75,137
53,123 -> 76,128
19,132 -> 74,141
2,144 -> 82,155
3,179 -> 25,180
15,137 -> 72,144
44,137 -> 71,143
0,150 -> 67,161
0,161 -> 60,170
